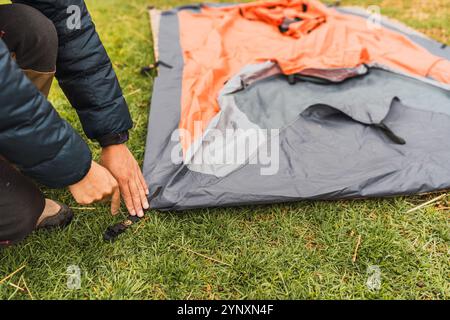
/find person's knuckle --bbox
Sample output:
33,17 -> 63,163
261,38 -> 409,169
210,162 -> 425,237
81,198 -> 92,205
119,176 -> 129,184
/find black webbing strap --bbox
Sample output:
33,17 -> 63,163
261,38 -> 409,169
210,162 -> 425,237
103,187 -> 163,242
279,17 -> 303,34
287,73 -> 335,85
140,60 -> 173,76
373,122 -> 406,145
331,1 -> 341,7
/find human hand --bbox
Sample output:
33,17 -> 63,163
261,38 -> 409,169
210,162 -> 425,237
68,161 -> 121,215
100,144 -> 149,217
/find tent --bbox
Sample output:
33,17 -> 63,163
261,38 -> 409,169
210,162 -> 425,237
143,0 -> 450,211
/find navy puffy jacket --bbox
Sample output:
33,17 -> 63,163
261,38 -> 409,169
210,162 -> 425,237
0,0 -> 133,188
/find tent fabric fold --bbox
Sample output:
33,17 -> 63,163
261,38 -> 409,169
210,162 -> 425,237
143,1 -> 450,211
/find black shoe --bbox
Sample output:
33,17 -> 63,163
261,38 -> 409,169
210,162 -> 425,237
36,201 -> 74,230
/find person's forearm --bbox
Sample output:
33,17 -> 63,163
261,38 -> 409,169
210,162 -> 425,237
14,0 -> 133,143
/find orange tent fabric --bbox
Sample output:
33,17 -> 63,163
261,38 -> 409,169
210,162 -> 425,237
178,0 -> 450,153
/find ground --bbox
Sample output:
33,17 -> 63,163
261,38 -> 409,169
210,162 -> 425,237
0,0 -> 449,300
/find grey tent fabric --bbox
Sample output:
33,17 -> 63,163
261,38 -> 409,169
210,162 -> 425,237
143,6 -> 450,211
233,68 -> 450,130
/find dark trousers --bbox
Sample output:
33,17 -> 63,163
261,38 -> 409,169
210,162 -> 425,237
0,3 -> 59,246
0,158 -> 45,246
0,3 -> 58,95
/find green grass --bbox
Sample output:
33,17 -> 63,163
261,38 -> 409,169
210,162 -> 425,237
0,0 -> 449,300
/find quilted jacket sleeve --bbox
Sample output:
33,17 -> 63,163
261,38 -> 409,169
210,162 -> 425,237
0,40 -> 92,188
13,0 -> 133,141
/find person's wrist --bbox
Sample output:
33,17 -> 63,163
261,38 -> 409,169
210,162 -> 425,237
101,143 -> 127,152
69,161 -> 94,188
68,159 -> 93,188
97,131 -> 129,148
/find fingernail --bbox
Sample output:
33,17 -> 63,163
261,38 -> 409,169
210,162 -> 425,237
146,190 -> 150,195
143,201 -> 149,209
138,210 -> 144,217
131,210 -> 136,216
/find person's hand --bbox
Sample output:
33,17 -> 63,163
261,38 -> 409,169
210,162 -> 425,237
100,144 -> 149,217
68,161 -> 121,215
